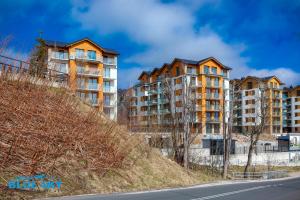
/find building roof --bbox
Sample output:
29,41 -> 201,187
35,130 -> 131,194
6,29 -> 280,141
240,75 -> 284,85
170,57 -> 232,70
45,38 -> 119,55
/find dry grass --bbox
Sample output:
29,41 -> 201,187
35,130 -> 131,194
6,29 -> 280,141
0,74 -> 221,200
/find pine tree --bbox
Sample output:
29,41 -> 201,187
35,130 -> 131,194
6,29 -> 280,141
29,38 -> 48,77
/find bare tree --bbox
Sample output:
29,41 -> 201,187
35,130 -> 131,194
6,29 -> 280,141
222,82 -> 233,178
161,74 -> 200,168
243,81 -> 270,176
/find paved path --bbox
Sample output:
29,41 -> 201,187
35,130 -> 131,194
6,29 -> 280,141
44,177 -> 300,200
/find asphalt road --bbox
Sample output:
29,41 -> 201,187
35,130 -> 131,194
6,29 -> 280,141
47,177 -> 300,200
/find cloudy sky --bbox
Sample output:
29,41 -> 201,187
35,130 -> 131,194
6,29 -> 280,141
0,0 -> 300,88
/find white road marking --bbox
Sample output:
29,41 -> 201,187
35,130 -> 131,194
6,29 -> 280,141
191,184 -> 277,200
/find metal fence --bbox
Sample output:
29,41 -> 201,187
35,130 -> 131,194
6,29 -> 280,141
231,170 -> 288,180
0,54 -> 69,85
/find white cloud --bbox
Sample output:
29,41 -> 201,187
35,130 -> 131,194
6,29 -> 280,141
71,0 -> 300,88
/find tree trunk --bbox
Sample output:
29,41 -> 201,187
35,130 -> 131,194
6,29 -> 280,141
244,140 -> 254,177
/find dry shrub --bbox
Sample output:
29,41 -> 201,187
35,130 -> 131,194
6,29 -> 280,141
0,74 -> 136,180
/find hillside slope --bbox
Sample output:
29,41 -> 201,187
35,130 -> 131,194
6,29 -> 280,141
0,76 -> 219,199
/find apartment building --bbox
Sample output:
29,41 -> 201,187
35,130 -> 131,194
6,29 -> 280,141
283,86 -> 300,133
231,76 -> 284,135
45,38 -> 118,120
128,57 -> 231,135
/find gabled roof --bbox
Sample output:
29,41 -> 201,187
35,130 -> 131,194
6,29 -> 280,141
45,38 -> 119,55
150,68 -> 160,75
138,71 -> 151,80
240,76 -> 284,85
170,57 -> 232,70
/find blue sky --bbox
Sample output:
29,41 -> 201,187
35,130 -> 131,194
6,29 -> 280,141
0,0 -> 300,88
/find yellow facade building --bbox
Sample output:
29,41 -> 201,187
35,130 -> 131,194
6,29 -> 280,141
128,57 -> 231,135
45,38 -> 118,120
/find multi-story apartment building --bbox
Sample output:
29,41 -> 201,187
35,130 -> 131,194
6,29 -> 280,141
45,38 -> 118,120
231,76 -> 284,135
283,86 -> 300,133
128,57 -> 231,135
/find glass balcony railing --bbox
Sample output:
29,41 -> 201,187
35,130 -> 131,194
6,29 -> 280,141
77,68 -> 101,76
103,58 -> 116,65
87,84 -> 99,90
51,52 -> 69,60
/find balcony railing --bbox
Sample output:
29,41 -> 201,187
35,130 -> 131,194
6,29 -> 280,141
51,52 -> 69,60
77,68 -> 101,76
88,84 -> 99,91
103,58 -> 116,65
70,53 -> 102,63
104,87 -> 116,93
89,99 -> 99,106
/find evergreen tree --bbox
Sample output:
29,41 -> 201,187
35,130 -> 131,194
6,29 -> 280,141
29,37 -> 48,77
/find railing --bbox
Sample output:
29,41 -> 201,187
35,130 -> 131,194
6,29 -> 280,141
104,87 -> 116,93
231,171 -> 288,180
51,52 -> 69,60
0,54 -> 69,86
103,58 -> 116,65
77,68 -> 101,76
70,53 -> 102,63
87,84 -> 99,90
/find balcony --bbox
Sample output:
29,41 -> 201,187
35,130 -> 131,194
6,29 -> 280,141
87,84 -> 99,91
195,105 -> 202,111
139,101 -> 148,106
273,121 -> 281,126
206,83 -> 220,88
206,93 -> 220,100
77,68 -> 101,77
104,87 -> 116,93
89,99 -> 99,106
103,58 -> 117,66
206,105 -> 220,111
159,109 -> 170,114
206,118 -> 220,123
51,52 -> 69,60
104,101 -> 115,107
70,53 -> 102,63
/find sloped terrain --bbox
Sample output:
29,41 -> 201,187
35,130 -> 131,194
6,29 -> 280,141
0,75 -> 219,199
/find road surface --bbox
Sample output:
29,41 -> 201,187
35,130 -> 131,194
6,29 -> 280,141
46,177 -> 300,200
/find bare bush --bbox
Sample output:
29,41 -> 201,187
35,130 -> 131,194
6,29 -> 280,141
0,74 -> 136,181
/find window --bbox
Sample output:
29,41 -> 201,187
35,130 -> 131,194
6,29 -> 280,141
104,67 -> 111,77
57,63 -> 67,73
77,78 -> 85,89
88,78 -> 98,90
75,49 -> 84,58
297,90 -> 300,96
88,92 -> 98,104
76,92 -> 85,100
214,78 -> 219,86
187,67 -> 196,74
104,81 -> 111,92
87,50 -> 96,60
247,82 -> 253,89
204,65 -> 209,74
214,112 -> 219,120
206,77 -> 211,86
176,67 -> 180,76
212,67 -> 217,75
104,95 -> 110,106
77,64 -> 84,73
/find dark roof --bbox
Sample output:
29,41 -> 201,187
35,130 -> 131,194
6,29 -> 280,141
240,76 -> 284,85
45,38 -> 119,55
150,68 -> 160,75
138,71 -> 151,80
170,57 -> 232,70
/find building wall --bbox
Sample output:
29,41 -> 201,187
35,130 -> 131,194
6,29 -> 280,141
128,58 -> 230,138
46,39 -> 118,121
